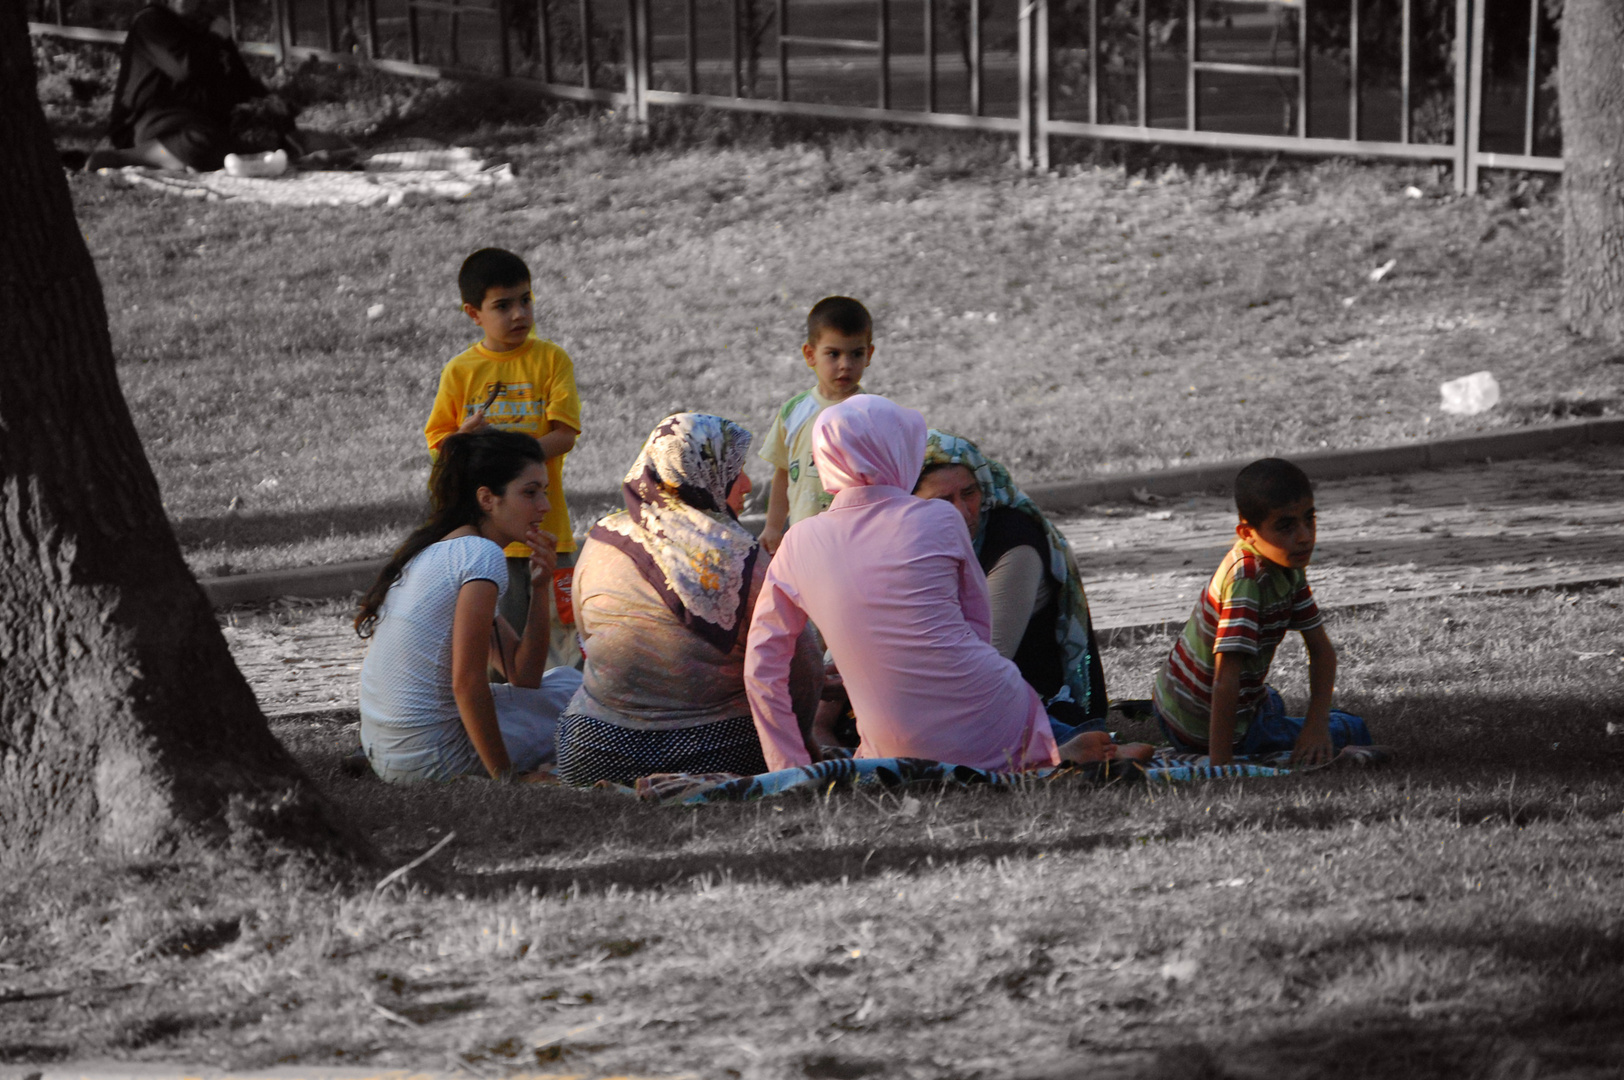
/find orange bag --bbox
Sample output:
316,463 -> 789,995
552,566 -> 575,626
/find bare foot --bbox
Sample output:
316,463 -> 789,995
1056,729 -> 1115,764
1057,732 -> 1156,767
1114,742 -> 1155,763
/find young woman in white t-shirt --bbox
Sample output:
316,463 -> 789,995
354,430 -> 582,783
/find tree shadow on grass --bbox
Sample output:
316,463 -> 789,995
1111,923 -> 1624,1080
272,682 -> 1624,898
172,497 -> 426,552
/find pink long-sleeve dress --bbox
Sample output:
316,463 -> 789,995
744,396 -> 1058,773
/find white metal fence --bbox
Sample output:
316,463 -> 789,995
30,0 -> 1561,191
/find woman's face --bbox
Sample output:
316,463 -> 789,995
914,464 -> 982,536
726,469 -> 752,517
478,461 -> 550,547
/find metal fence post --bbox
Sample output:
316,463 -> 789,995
878,0 -> 890,110
970,0 -> 982,116
1136,0 -> 1147,127
1297,0 -> 1309,137
1018,0 -> 1032,168
1186,0 -> 1197,131
1087,0 -> 1097,123
539,0 -> 554,83
581,0 -> 594,89
1524,0 -> 1540,156
1453,0 -> 1469,191
1466,0 -> 1485,192
1036,0 -> 1049,170
1347,0 -> 1359,139
777,0 -> 788,100
924,0 -> 936,112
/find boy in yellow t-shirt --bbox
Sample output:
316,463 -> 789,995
758,296 -> 874,553
425,248 -> 582,666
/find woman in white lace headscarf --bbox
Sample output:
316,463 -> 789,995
556,414 -> 821,786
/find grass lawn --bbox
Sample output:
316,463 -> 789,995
4,587 -> 1623,1076
35,47 -> 1624,577
17,43 -> 1624,1079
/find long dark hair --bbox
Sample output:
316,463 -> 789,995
354,429 -> 545,637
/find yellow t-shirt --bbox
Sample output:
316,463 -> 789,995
425,337 -> 582,555
759,385 -> 862,527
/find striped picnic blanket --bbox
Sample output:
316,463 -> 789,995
620,744 -> 1394,805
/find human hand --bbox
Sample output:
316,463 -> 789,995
457,412 -> 493,435
759,525 -> 783,554
1290,722 -> 1336,768
525,527 -> 558,585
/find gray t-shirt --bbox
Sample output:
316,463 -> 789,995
360,535 -> 508,779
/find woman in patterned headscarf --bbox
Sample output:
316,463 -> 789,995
914,430 -> 1109,735
555,414 -> 821,786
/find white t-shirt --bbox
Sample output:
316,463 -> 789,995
360,535 -> 508,779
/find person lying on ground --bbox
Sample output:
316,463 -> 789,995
1151,457 -> 1373,767
425,248 -> 583,673
86,0 -> 342,172
745,394 -> 1151,773
353,430 -> 583,784
757,296 -> 875,554
913,429 -> 1111,743
555,414 -> 822,786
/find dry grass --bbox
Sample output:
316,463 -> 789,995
4,587 -> 1623,1076
35,48 -> 1623,577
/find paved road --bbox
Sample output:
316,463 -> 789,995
227,445 -> 1624,717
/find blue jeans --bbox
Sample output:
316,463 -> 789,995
1159,686 -> 1371,756
1049,714 -> 1110,746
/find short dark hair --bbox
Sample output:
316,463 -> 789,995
1234,457 -> 1313,525
459,248 -> 531,308
806,296 -> 872,346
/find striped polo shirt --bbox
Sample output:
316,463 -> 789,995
1152,539 -> 1322,747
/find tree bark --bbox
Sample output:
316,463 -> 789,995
1560,0 -> 1624,341
1,12 -> 356,867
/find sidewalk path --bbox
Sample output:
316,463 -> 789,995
227,445 -> 1624,716
1065,443 -> 1624,633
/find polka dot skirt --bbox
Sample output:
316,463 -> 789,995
556,712 -> 769,787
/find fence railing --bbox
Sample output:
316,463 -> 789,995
30,0 -> 1561,191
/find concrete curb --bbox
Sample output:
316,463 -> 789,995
1024,416 -> 1624,511
200,417 -> 1624,608
6,1065 -> 688,1080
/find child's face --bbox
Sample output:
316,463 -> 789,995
801,329 -> 872,400
913,464 -> 982,536
464,281 -> 534,352
1237,496 -> 1317,569
478,462 -> 551,547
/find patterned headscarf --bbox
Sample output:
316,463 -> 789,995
921,430 -> 1104,717
591,414 -> 760,653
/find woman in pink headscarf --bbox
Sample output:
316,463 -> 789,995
745,395 -> 1139,772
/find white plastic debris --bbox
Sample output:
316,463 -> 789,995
1438,371 -> 1501,416
1368,259 -> 1397,282
367,303 -> 386,320
1404,185 -> 1425,198
223,149 -> 288,178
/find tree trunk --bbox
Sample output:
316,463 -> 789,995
0,13 -> 356,867
1560,0 -> 1624,341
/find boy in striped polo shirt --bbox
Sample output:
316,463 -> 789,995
1152,458 -> 1371,766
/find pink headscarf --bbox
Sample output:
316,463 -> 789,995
811,396 -> 927,494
